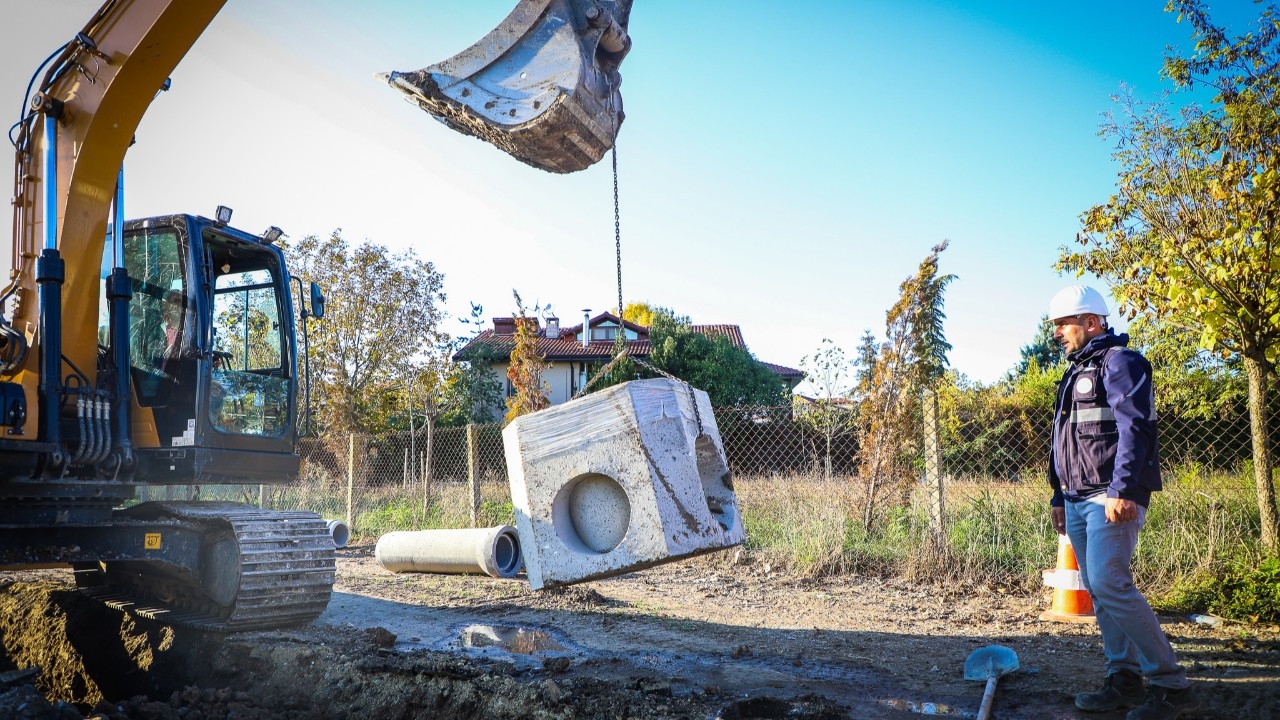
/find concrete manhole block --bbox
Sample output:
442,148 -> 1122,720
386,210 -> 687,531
504,378 -> 745,590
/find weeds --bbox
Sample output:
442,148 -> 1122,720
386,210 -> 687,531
733,466 -> 1274,603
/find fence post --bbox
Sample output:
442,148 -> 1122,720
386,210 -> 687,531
346,433 -> 355,530
923,387 -> 945,545
467,423 -> 480,528
258,483 -> 266,509
402,447 -> 409,491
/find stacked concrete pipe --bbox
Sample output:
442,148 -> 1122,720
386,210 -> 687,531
375,526 -> 523,578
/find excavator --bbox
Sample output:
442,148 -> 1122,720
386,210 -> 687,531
0,0 -> 632,631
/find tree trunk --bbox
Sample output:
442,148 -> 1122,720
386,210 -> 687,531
1244,357 -> 1279,553
407,389 -> 417,489
423,413 -> 435,519
824,426 -> 833,481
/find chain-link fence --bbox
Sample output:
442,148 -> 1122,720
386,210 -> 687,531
153,399 -> 1277,555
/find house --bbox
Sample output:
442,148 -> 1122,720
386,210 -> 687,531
452,310 -> 804,414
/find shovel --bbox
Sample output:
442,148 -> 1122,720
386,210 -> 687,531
964,645 -> 1019,720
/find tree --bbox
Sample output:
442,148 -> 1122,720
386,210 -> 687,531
1062,2 -> 1280,550
621,301 -> 658,326
799,339 -> 857,479
283,230 -> 448,434
504,291 -> 550,424
440,303 -> 504,426
1127,316 -> 1246,420
439,346 -> 504,426
647,309 -> 787,406
1014,315 -> 1065,376
854,241 -> 955,532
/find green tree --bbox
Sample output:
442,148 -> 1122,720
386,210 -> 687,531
1127,316 -> 1246,420
504,291 -> 550,424
647,309 -> 787,406
440,303 -> 504,426
852,330 -> 879,402
283,230 -> 448,434
906,240 -> 956,389
439,345 -> 504,426
1062,2 -> 1280,550
1014,314 -> 1064,376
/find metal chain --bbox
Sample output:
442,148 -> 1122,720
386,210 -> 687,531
613,145 -> 622,321
580,141 -> 704,437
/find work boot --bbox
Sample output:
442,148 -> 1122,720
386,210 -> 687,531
1125,685 -> 1201,720
1074,669 -> 1145,712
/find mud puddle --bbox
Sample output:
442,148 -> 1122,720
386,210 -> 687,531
460,624 -> 571,654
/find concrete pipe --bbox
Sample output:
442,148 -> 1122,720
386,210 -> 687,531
375,525 -> 522,578
326,519 -> 350,549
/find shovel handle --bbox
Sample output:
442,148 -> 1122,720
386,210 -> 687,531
977,673 -> 999,720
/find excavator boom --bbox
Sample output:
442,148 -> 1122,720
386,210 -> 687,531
382,0 -> 632,173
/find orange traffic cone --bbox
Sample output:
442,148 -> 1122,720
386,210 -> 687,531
1040,534 -> 1095,623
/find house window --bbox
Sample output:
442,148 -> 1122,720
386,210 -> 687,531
590,326 -> 618,341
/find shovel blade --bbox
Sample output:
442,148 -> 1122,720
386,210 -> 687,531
964,645 -> 1019,681
380,0 -> 633,173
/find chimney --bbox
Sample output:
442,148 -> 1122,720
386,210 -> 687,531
493,317 -> 516,335
581,308 -> 591,348
545,316 -> 559,338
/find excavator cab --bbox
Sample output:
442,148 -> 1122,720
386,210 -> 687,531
107,214 -> 307,486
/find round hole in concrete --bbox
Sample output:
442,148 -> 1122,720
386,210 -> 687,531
552,473 -> 630,555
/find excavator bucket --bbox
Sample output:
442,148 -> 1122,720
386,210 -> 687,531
379,0 -> 632,174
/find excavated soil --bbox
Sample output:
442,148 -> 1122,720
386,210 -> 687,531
2,546 -> 1278,719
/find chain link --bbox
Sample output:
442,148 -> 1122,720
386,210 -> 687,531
613,145 -> 622,321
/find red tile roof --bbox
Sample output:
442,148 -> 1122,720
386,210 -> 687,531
453,330 -> 652,361
760,361 -> 804,378
690,324 -> 746,349
452,314 -> 804,381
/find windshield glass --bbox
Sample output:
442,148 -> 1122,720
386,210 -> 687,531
121,226 -> 188,407
209,256 -> 289,437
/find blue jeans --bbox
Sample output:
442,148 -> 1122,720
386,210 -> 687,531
1064,498 -> 1187,689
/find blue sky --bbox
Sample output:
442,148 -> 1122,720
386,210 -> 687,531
2,1 -> 1264,390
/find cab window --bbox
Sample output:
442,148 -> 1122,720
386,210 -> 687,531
209,259 -> 289,437
120,226 -> 189,407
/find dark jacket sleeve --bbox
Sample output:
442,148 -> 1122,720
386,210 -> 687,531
1048,377 -> 1065,507
1104,349 -> 1156,500
1048,447 -> 1064,507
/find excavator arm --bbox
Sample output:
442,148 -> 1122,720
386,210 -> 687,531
3,0 -> 228,461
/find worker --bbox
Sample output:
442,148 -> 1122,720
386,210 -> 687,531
1046,285 -> 1198,720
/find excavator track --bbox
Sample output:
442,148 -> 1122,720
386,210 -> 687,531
74,502 -> 335,632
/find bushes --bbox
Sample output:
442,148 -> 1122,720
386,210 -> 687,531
1162,557 -> 1280,623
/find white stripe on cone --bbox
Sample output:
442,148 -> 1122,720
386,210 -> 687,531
1042,568 -> 1085,591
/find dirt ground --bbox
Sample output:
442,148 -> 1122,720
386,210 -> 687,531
2,545 -> 1278,719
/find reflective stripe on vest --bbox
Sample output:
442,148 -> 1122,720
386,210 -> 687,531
1071,407 -> 1116,423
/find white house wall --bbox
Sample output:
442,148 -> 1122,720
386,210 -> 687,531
484,361 -> 581,420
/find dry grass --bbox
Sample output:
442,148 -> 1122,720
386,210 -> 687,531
733,469 -> 1269,596
200,464 -> 1269,601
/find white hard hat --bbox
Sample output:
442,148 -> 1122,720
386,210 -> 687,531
1049,285 -> 1109,320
